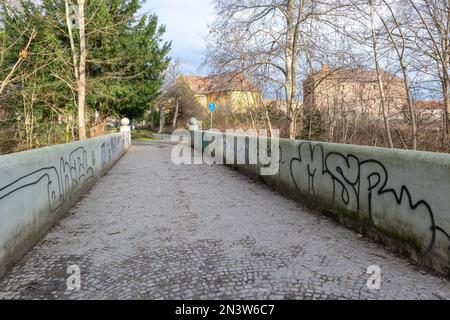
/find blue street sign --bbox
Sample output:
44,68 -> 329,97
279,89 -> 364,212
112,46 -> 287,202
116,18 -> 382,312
208,102 -> 217,112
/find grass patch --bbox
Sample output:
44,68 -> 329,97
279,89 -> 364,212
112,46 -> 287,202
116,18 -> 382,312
134,137 -> 161,141
131,130 -> 160,141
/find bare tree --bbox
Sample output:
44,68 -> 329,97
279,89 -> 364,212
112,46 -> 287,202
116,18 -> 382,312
0,28 -> 36,96
369,1 -> 394,148
158,59 -> 182,132
169,60 -> 183,129
407,0 -> 449,144
321,0 -> 416,148
207,0 -> 320,138
372,0 -> 417,149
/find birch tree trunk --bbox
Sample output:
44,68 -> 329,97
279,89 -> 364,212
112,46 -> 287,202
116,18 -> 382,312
77,0 -> 87,140
64,0 -> 79,82
285,0 -> 295,139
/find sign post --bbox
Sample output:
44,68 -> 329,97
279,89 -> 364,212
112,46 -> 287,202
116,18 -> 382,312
208,102 -> 217,132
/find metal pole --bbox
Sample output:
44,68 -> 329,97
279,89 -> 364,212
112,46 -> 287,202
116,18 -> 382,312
210,112 -> 213,132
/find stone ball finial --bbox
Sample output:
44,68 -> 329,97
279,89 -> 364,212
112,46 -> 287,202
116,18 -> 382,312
189,117 -> 198,125
120,118 -> 130,126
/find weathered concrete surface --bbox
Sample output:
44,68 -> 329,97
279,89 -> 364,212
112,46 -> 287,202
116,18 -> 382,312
0,142 -> 449,299
194,131 -> 450,274
0,131 -> 131,279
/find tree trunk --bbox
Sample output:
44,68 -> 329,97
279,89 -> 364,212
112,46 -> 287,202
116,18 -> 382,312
65,0 -> 79,81
444,49 -> 450,140
443,78 -> 450,142
374,66 -> 393,149
370,5 -> 393,148
172,97 -> 179,129
400,65 -> 417,150
77,0 -> 87,140
261,98 -> 274,137
158,105 -> 165,133
375,2 -> 416,149
442,43 -> 450,141
285,0 -> 297,139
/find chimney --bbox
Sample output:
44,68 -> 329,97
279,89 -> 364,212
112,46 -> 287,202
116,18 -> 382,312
322,63 -> 330,73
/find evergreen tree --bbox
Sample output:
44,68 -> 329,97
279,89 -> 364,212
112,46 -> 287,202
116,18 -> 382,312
0,0 -> 170,151
86,0 -> 171,120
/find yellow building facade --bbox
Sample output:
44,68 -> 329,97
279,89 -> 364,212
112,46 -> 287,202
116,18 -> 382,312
182,73 -> 261,114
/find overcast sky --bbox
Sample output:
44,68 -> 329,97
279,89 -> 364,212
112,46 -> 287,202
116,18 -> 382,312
141,0 -> 216,75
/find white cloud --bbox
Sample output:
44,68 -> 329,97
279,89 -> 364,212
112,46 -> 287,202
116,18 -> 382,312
141,0 -> 216,74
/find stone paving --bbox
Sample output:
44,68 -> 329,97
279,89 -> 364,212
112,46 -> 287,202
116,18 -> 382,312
0,142 -> 450,300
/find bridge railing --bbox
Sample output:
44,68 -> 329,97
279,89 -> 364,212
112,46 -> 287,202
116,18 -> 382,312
191,129 -> 450,275
0,123 -> 131,278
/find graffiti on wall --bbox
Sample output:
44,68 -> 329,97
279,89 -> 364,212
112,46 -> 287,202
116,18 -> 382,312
288,141 -> 450,254
0,147 -> 95,213
101,134 -> 125,169
0,132 -> 127,216
0,131 -> 129,214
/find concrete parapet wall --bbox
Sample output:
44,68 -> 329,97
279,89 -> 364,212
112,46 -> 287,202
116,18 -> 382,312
0,131 -> 131,278
192,130 -> 450,275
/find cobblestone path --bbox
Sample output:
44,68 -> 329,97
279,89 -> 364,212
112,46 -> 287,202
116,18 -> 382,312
1,142 -> 449,299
